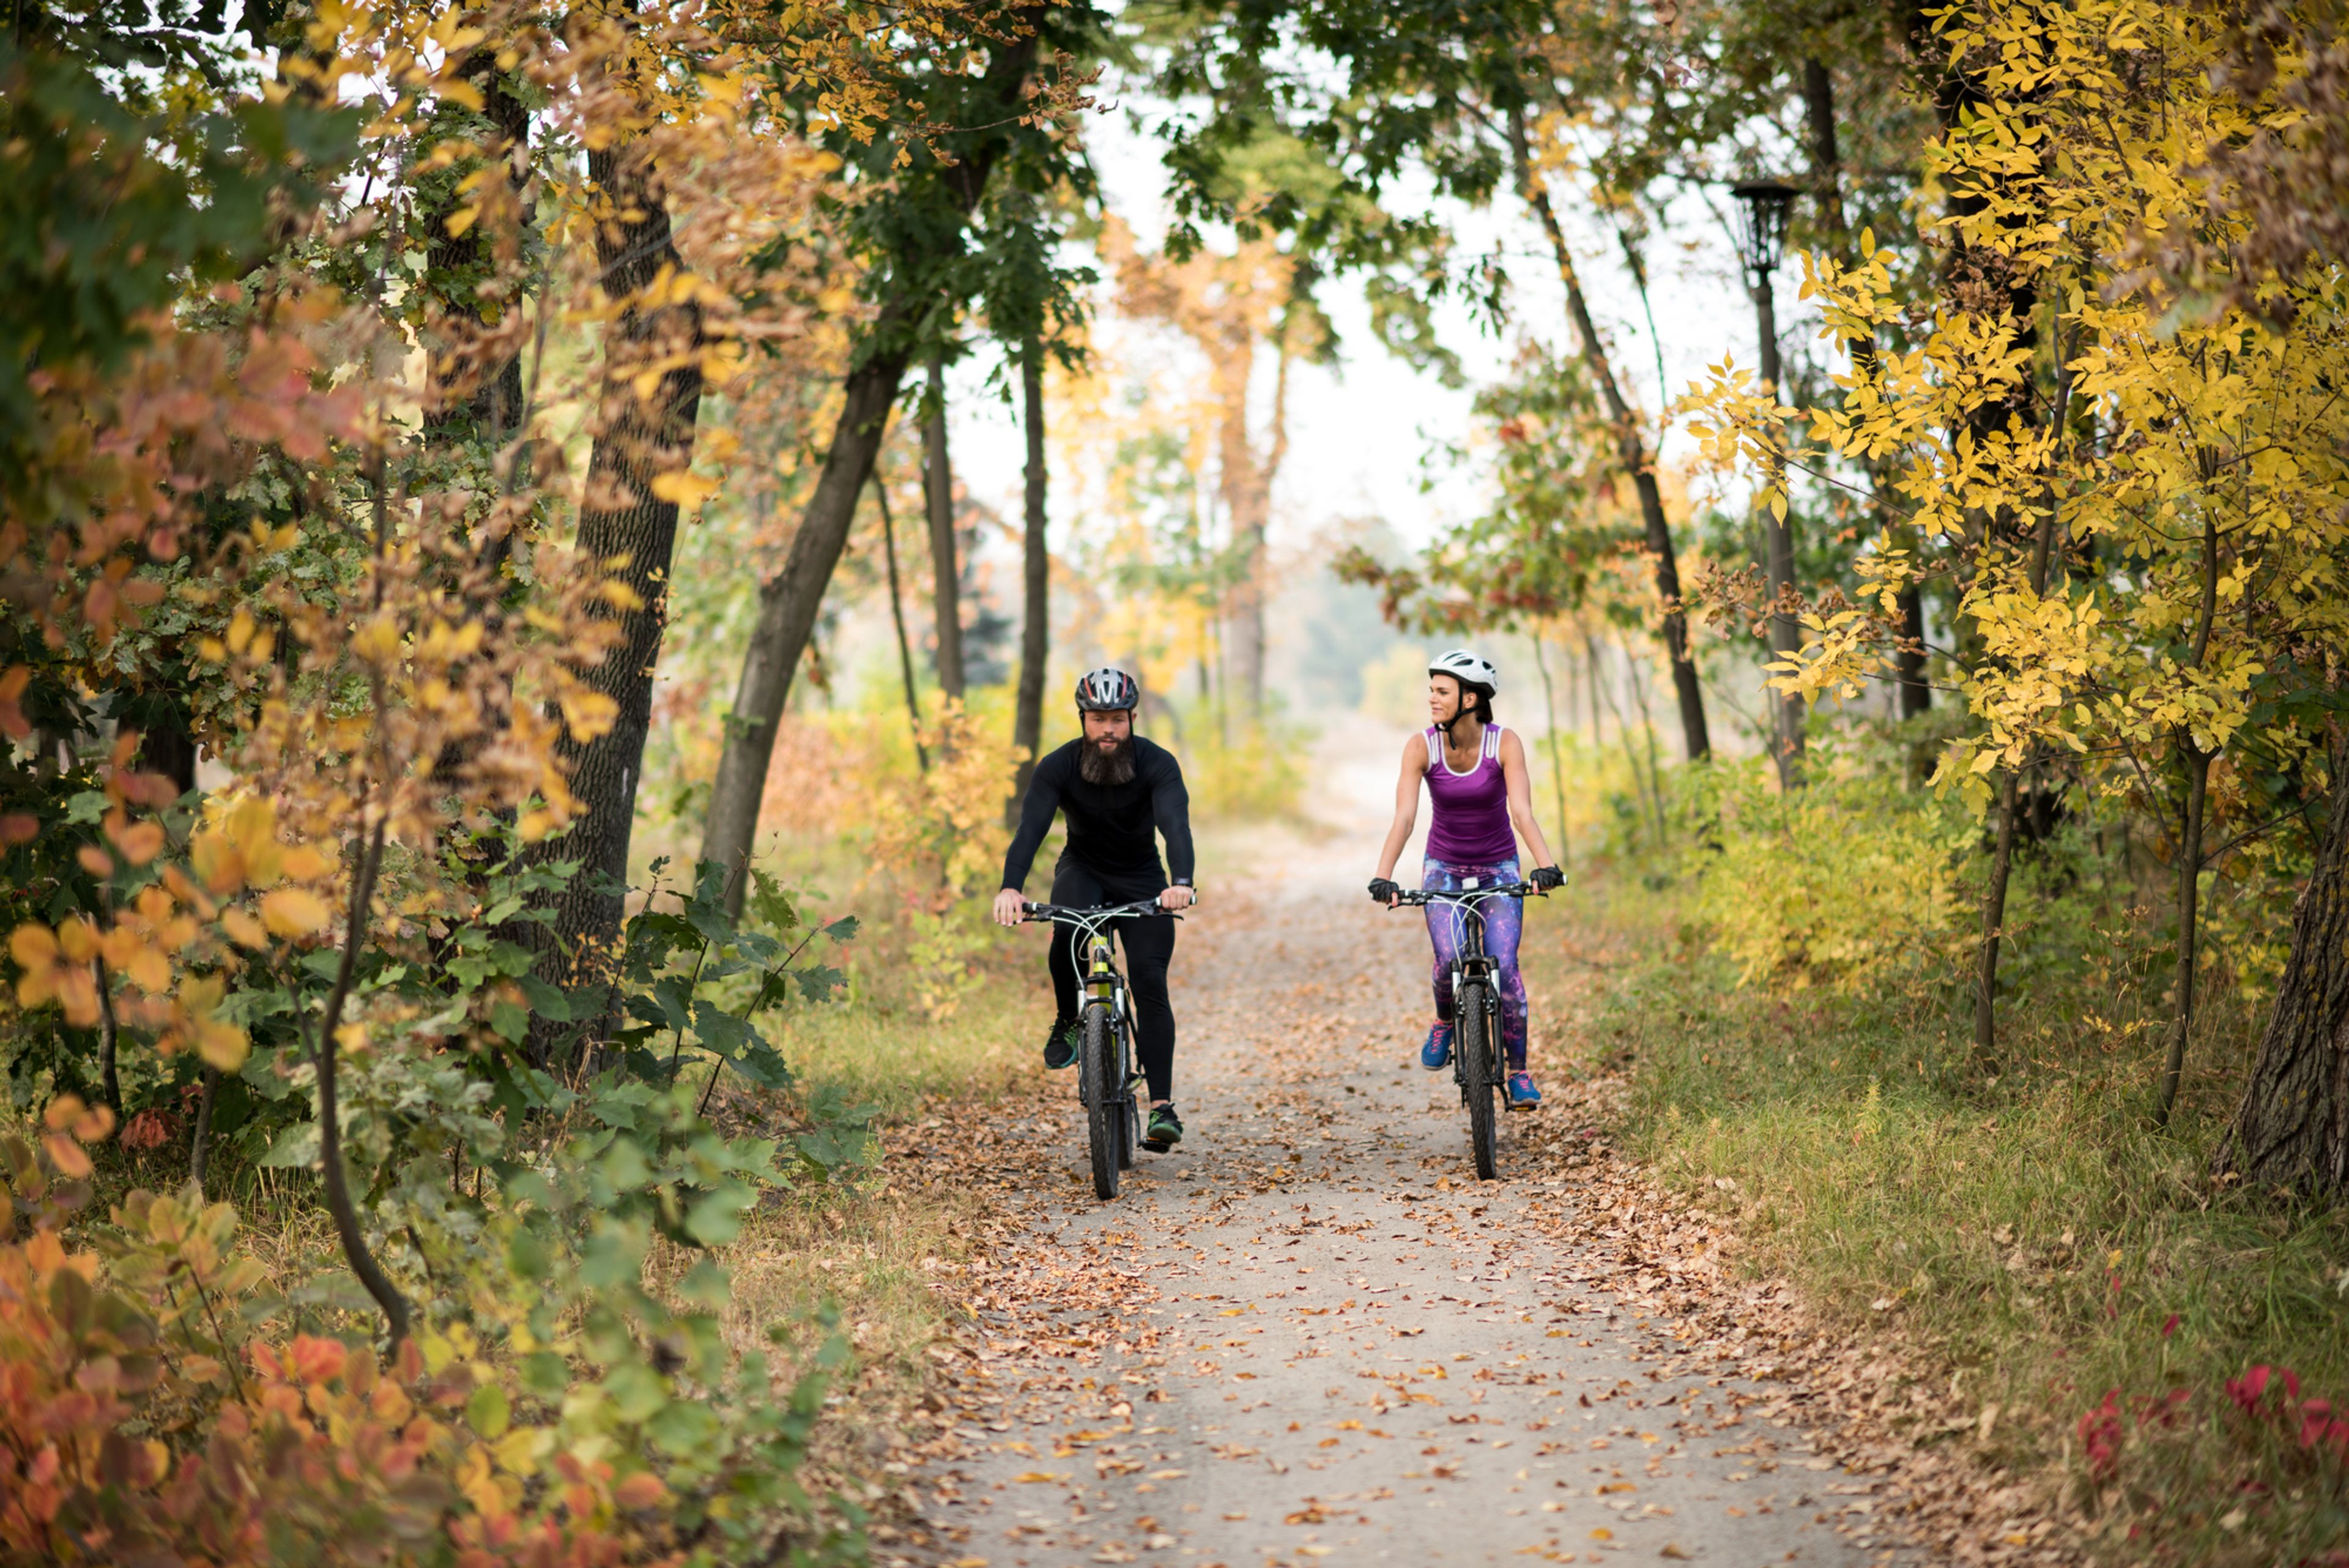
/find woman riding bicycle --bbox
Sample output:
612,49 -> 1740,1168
1367,650 -> 1564,1109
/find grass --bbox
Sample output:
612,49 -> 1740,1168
1530,856 -> 2349,1564
777,962 -> 1037,1122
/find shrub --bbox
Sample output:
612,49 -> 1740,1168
1,1087 -> 869,1567
1691,756 -> 1975,997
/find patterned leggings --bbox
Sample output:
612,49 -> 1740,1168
1423,856 -> 1529,1069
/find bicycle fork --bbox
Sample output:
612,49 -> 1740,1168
1450,954 -> 1502,1101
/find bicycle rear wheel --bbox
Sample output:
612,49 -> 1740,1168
1458,979 -> 1499,1181
1081,1003 -> 1120,1200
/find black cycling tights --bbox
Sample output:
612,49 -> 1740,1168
1047,861 -> 1178,1102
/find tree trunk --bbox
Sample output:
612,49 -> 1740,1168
528,128 -> 703,997
874,472 -> 928,772
1508,105 -> 1708,763
141,720 -> 199,797
1209,335 -> 1265,716
700,345 -> 910,908
1803,56 -> 1929,724
188,1066 -> 218,1195
315,820 -> 407,1346
2157,741 -> 2213,1125
419,59 -> 530,448
1225,324 -> 1290,716
1894,585 -> 1932,718
1584,639 -> 1602,743
2214,732 -> 2349,1197
923,352 -> 966,701
1011,333 -> 1050,809
1751,280 -> 1803,789
2157,513 -> 2224,1126
94,958 -> 120,1115
1801,59 -> 1848,236
1973,761 -> 2024,1070
1970,426 -> 2066,1072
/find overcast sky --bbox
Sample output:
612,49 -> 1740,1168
943,98 -> 1782,560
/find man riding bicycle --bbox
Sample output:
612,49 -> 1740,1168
993,667 -> 1197,1152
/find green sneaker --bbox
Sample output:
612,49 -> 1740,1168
1143,1103 -> 1183,1153
1043,1016 -> 1080,1071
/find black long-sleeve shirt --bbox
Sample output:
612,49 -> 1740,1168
1001,735 -> 1195,890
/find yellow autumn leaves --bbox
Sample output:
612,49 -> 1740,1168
9,796 -> 347,1074
1685,0 -> 2349,816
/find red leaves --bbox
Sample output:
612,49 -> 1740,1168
118,1109 -> 177,1152
2079,1390 -> 2124,1481
2222,1364 -> 2349,1458
2296,1398 -> 2348,1454
2225,1362 -> 2298,1413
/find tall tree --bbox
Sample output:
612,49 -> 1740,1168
700,1 -> 1094,910
1506,105 -> 1708,762
872,470 -> 930,771
1100,218 -> 1300,713
530,119 -> 705,1002
1150,0 -> 1713,757
1798,55 -> 1930,723
2216,734 -> 2349,1197
922,351 -> 967,700
1012,332 -> 1050,802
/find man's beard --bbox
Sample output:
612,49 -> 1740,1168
1080,734 -> 1137,786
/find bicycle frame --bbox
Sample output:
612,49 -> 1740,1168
1022,897 -> 1177,1197
1389,879 -> 1540,1071
1387,877 -> 1539,1179
1026,898 -> 1166,1057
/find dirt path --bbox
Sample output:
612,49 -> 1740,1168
883,727 -> 1910,1568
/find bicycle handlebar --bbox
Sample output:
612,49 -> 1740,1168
1386,881 -> 1543,907
1021,896 -> 1187,925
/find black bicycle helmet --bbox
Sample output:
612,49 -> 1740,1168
1074,667 -> 1140,712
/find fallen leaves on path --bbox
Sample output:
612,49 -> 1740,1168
834,871 -> 2076,1568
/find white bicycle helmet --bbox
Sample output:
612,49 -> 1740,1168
1074,666 -> 1141,712
1428,648 -> 1499,695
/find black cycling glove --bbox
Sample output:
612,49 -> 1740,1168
1531,864 -> 1565,890
1368,877 -> 1400,904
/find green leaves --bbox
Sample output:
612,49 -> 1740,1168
0,39 -> 355,452
466,1383 -> 511,1440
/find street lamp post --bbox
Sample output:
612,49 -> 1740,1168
1732,179 -> 1804,788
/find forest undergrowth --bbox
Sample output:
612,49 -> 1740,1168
1534,756 -> 2349,1567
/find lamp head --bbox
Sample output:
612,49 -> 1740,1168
1731,179 -> 1802,283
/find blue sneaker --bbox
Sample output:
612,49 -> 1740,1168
1507,1071 -> 1542,1109
1420,1022 -> 1453,1071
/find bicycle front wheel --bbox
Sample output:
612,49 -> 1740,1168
1117,1037 -> 1139,1171
1458,979 -> 1500,1181
1081,1004 -> 1121,1200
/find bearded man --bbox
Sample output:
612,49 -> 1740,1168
993,667 -> 1197,1151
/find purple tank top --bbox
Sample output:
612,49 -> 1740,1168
1422,724 -> 1515,864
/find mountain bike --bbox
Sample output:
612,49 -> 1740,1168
1387,879 -> 1543,1181
1021,896 -> 1182,1200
